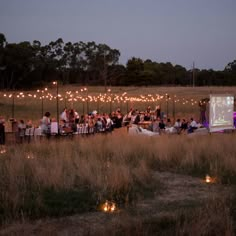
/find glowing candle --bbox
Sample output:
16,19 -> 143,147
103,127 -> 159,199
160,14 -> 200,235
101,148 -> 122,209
205,175 -> 211,183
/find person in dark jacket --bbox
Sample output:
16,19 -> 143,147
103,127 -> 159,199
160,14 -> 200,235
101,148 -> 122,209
0,117 -> 6,146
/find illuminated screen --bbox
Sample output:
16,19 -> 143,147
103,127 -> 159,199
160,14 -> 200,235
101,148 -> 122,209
209,94 -> 234,132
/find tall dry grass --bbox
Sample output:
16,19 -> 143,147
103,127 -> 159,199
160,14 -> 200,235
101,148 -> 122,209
1,132 -> 236,223
103,196 -> 234,236
175,196 -> 234,236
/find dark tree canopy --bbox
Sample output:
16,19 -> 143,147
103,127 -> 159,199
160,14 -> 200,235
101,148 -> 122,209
0,32 -> 235,89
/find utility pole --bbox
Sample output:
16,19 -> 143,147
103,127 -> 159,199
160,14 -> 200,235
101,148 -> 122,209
11,93 -> 15,119
104,51 -> 107,92
192,61 -> 195,87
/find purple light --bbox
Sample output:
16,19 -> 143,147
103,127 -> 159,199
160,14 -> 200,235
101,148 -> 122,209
234,112 -> 236,127
203,121 -> 209,128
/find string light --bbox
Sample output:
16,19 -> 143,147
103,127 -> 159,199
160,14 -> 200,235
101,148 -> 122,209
0,88 -> 207,113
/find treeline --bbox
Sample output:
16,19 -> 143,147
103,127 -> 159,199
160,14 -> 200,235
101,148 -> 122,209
0,33 -> 236,89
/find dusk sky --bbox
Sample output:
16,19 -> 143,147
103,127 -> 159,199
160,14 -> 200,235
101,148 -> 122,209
0,0 -> 236,70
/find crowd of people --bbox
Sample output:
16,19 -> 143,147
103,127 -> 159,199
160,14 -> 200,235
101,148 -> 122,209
0,105 -> 205,146
123,106 -> 201,135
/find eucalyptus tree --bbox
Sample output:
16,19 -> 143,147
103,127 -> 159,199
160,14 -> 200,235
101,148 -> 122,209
30,40 -> 45,85
173,64 -> 187,85
3,41 -> 34,89
143,60 -> 161,85
31,42 -> 56,85
63,41 -> 74,82
225,60 -> 236,73
126,57 -> 144,85
81,41 -> 97,84
0,33 -> 7,88
107,64 -> 126,86
0,33 -> 7,49
62,41 -> 86,83
81,42 -> 120,87
47,38 -> 67,83
224,59 -> 236,85
97,43 -> 120,89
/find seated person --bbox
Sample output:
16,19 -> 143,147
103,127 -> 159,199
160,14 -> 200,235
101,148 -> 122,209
95,117 -> 104,132
180,119 -> 188,133
174,118 -> 182,134
159,119 -> 165,134
18,119 -> 26,143
144,112 -> 151,121
0,117 -> 5,146
50,118 -> 59,135
151,119 -> 159,132
188,118 -> 198,133
166,118 -> 172,128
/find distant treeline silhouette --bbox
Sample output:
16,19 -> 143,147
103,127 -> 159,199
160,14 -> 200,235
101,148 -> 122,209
0,33 -> 236,89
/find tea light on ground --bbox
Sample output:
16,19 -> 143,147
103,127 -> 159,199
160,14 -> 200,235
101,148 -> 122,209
26,153 -> 34,159
0,148 -> 6,154
103,201 -> 109,212
102,201 -> 116,213
110,202 -> 116,212
205,174 -> 212,183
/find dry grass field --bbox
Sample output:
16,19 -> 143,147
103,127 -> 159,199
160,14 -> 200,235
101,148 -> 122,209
1,86 -> 236,235
1,132 -> 236,234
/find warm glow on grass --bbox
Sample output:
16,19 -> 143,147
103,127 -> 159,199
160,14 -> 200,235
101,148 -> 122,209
205,175 -> 211,183
0,149 -> 6,154
205,174 -> 217,184
102,201 -> 116,213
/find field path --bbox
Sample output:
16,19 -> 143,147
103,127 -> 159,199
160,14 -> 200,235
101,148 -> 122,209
0,171 -> 231,236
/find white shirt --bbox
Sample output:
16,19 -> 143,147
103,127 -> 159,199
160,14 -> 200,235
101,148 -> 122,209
174,121 -> 181,128
60,111 -> 68,122
190,120 -> 198,127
